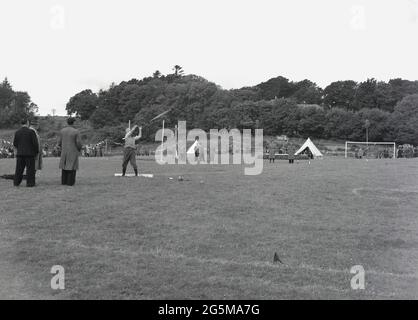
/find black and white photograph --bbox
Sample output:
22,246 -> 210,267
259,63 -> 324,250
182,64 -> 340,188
1,0 -> 418,307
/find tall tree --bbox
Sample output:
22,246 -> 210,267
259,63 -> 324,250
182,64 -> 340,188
296,105 -> 326,138
390,94 -> 418,145
388,78 -> 418,102
0,78 -> 37,126
256,76 -> 296,100
66,89 -> 98,120
0,77 -> 14,110
324,108 -> 356,139
173,65 -> 184,77
323,80 -> 357,110
153,70 -> 162,78
353,78 -> 378,110
356,108 -> 391,141
291,79 -> 323,104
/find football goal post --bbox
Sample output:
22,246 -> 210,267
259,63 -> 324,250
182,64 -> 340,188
345,141 -> 396,159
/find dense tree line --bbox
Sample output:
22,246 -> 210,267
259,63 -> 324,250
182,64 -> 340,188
1,71 -> 415,145
0,78 -> 38,127
65,69 -> 418,145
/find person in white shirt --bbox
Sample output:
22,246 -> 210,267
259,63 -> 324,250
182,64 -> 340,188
122,125 -> 142,176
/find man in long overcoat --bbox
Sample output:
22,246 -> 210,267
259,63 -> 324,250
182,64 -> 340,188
58,117 -> 83,186
13,118 -> 39,187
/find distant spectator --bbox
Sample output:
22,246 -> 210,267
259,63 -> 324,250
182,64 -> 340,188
288,146 -> 295,164
268,147 -> 275,163
397,146 -> 403,158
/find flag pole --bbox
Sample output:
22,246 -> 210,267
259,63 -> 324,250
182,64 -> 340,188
161,119 -> 165,162
174,124 -> 178,160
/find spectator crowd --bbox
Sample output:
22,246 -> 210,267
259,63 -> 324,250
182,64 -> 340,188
81,141 -> 106,157
0,139 -> 14,158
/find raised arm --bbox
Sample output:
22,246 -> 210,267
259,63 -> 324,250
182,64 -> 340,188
124,125 -> 138,140
134,126 -> 142,141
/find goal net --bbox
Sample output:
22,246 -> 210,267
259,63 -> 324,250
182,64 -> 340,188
345,141 -> 396,159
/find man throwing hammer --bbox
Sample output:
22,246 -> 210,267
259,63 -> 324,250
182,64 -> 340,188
122,125 -> 142,176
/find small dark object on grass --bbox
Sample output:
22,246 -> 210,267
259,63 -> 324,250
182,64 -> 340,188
273,252 -> 283,264
177,176 -> 192,182
0,174 -> 27,180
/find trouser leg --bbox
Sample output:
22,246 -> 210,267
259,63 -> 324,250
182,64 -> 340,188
26,157 -> 36,187
122,149 -> 131,175
130,152 -> 137,171
14,157 -> 25,186
62,170 -> 68,185
67,170 -> 76,186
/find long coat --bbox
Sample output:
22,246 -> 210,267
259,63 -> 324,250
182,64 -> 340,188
58,126 -> 82,171
13,126 -> 39,157
31,127 -> 43,170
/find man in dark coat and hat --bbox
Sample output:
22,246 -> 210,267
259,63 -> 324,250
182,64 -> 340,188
58,117 -> 83,186
13,118 -> 39,187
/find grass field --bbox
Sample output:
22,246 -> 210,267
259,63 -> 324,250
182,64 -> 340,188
0,156 -> 418,299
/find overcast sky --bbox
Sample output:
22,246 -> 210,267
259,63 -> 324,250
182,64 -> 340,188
1,0 -> 418,115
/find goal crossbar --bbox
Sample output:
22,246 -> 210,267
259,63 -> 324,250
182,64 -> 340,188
345,141 -> 396,158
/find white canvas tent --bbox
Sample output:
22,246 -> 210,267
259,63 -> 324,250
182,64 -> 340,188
294,138 -> 323,158
187,140 -> 206,161
187,140 -> 199,154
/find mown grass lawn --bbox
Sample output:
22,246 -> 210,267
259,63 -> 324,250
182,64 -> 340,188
0,156 -> 418,299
